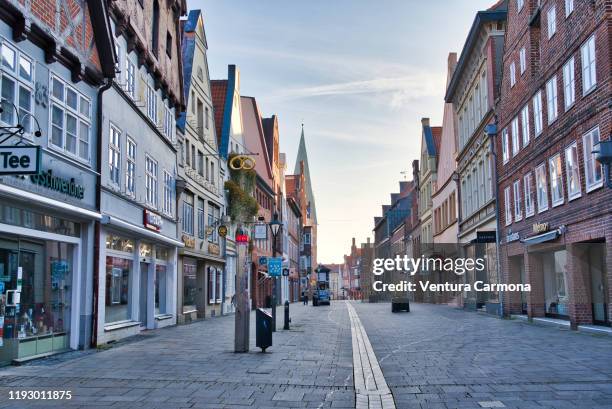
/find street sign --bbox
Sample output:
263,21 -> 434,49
268,257 -> 282,277
282,268 -> 289,277
254,224 -> 267,240
258,256 -> 267,266
0,146 -> 41,175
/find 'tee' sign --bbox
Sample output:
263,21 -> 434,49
0,146 -> 41,175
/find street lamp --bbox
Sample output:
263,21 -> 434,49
594,139 -> 612,189
269,213 -> 282,331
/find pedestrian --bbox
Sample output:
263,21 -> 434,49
302,291 -> 307,305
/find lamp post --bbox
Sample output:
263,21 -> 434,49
269,213 -> 282,332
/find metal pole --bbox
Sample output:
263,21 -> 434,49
234,241 -> 249,352
271,237 -> 277,332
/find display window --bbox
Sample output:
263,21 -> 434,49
0,236 -> 74,363
105,257 -> 132,323
543,250 -> 569,318
183,262 -> 197,313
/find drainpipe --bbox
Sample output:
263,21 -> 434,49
486,121 -> 504,319
91,79 -> 113,348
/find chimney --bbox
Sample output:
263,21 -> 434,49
448,52 -> 458,75
352,237 -> 356,247
421,117 -> 430,127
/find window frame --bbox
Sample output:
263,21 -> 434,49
108,124 -> 121,186
502,128 -> 509,164
163,170 -> 173,216
549,153 -> 564,207
524,172 -> 535,218
562,57 -> 575,111
521,104 -> 530,147
582,126 -> 603,192
1,40 -> 35,137
564,142 -> 581,201
581,35 -> 597,95
533,91 -> 543,136
145,155 -> 158,208
546,76 -> 558,124
125,136 -> 136,197
510,61 -> 516,87
511,117 -> 520,157
547,6 -> 556,39
504,186 -> 512,226
535,163 -> 549,213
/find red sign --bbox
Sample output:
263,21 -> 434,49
235,233 -> 249,243
143,209 -> 163,231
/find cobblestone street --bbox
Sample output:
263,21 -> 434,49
0,302 -> 611,408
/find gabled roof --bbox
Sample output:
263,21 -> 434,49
211,80 -> 228,149
241,96 -> 273,181
445,4 -> 508,102
423,125 -> 442,157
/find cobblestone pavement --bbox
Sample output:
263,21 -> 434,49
1,302 -> 611,409
353,302 -> 612,409
0,302 -> 353,409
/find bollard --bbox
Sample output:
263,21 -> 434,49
284,300 -> 290,330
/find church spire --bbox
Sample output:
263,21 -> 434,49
294,124 -> 317,224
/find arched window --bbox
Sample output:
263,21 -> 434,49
152,0 -> 160,56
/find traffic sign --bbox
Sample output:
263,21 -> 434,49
268,257 -> 282,277
258,256 -> 267,265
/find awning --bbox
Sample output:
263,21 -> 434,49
101,214 -> 184,248
521,226 -> 566,245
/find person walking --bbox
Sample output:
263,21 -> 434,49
302,291 -> 307,305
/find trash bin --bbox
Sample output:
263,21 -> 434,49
256,308 -> 273,352
391,297 -> 410,313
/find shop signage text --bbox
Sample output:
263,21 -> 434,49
208,243 -> 220,256
532,222 -> 550,234
476,231 -> 496,243
0,146 -> 41,175
30,169 -> 85,199
143,209 -> 163,231
182,234 -> 195,248
506,230 -> 520,243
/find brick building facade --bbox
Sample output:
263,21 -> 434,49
497,0 -> 611,328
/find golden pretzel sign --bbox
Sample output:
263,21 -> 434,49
229,155 -> 255,170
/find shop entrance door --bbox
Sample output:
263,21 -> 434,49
139,262 -> 149,327
589,245 -> 608,324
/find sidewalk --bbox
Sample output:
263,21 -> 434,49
0,302 -> 354,409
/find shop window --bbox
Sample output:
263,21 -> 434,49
544,250 -> 568,317
583,126 -> 603,192
1,40 -> 33,134
105,256 -> 132,323
105,235 -> 134,253
155,264 -> 167,315
139,243 -> 152,258
549,154 -> 564,206
183,262 -> 197,313
49,75 -> 91,162
216,269 -> 222,303
0,204 -> 80,237
565,142 -> 581,200
208,267 -> 216,304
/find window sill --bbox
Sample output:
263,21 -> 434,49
104,320 -> 141,332
182,309 -> 197,315
155,314 -> 173,321
585,182 -> 603,194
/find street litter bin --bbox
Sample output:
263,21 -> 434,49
256,308 -> 273,352
391,297 -> 410,313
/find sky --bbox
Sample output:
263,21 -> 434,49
188,0 -> 497,263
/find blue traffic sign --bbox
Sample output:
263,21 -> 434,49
268,257 -> 282,277
258,256 -> 267,265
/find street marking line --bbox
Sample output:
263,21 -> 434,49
346,302 -> 396,409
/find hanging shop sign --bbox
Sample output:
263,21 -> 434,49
268,257 -> 283,277
143,209 -> 163,231
208,243 -> 220,256
218,225 -> 228,237
30,168 -> 85,199
0,146 -> 41,175
254,223 -> 267,240
532,222 -> 549,234
182,234 -> 195,248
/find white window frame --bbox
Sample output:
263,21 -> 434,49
533,91 -> 543,136
517,0 -> 524,12
1,40 -> 35,136
163,170 -> 173,216
504,186 -> 512,226
582,126 -> 603,192
562,57 -> 575,111
521,104 -> 530,147
519,47 -> 526,75
511,117 -> 520,157
564,142 -> 581,201
49,74 -> 92,163
109,124 -> 121,186
163,104 -> 174,141
535,163 -> 549,213
125,56 -> 136,98
549,153 -> 564,207
510,62 -> 516,87
126,137 -> 136,197
581,35 -> 596,95
502,128 -> 509,164
146,82 -> 157,124
524,172 -> 534,218
513,180 -> 522,221
182,199 -> 194,235
565,0 -> 573,17
546,76 -> 558,124
547,6 -> 556,39
145,155 -> 158,208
